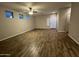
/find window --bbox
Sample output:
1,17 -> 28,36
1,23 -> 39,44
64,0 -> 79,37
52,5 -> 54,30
5,10 -> 14,18
19,14 -> 23,19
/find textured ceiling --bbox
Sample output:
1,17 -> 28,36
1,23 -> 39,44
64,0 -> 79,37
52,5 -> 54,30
0,2 -> 71,15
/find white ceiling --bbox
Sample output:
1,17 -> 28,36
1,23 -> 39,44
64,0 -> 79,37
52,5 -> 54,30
0,2 -> 71,15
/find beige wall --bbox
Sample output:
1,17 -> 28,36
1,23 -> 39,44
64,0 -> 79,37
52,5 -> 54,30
34,15 -> 50,29
58,9 -> 67,32
58,8 -> 71,32
65,8 -> 71,32
34,14 -> 58,29
69,3 -> 79,43
0,7 -> 34,40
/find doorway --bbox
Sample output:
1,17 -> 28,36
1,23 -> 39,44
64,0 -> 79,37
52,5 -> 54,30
49,14 -> 57,29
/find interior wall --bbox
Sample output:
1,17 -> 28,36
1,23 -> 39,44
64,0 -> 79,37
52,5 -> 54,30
0,7 -> 34,41
34,14 -> 58,29
56,13 -> 59,31
57,8 -> 71,32
65,8 -> 71,32
34,15 -> 50,29
69,3 -> 79,43
58,9 -> 67,32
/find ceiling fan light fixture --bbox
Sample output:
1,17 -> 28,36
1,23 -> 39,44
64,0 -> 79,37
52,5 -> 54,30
29,11 -> 33,15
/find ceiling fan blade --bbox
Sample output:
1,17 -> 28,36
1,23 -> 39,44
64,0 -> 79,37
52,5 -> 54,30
33,10 -> 38,13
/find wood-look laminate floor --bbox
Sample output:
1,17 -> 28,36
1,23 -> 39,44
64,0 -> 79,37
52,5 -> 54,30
0,29 -> 79,57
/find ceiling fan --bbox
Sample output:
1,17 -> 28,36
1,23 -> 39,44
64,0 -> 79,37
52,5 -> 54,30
28,7 -> 38,15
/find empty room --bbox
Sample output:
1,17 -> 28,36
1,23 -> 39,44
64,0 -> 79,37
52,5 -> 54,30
0,2 -> 79,57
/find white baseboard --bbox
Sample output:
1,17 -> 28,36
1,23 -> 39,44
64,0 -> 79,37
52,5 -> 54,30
57,30 -> 66,32
35,27 -> 50,29
0,28 -> 34,41
68,34 -> 79,45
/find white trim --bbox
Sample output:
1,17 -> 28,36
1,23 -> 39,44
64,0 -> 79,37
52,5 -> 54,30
68,34 -> 79,45
57,30 -> 66,32
0,28 -> 34,41
35,27 -> 50,29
